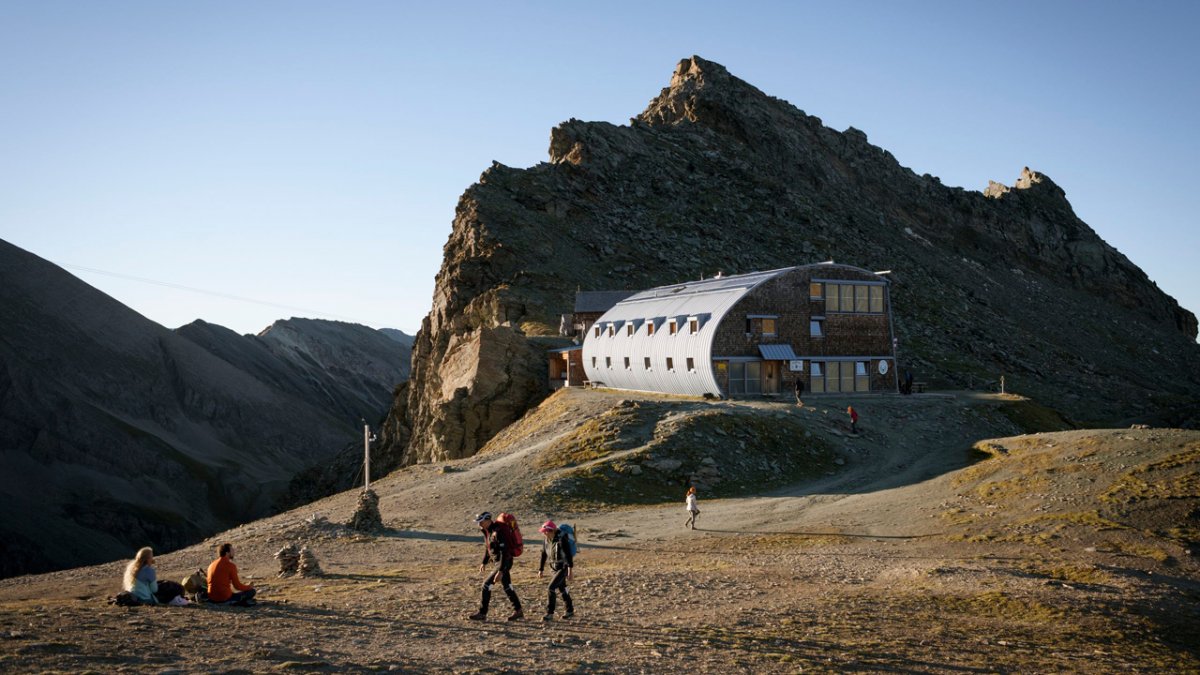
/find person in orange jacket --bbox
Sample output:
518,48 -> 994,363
207,543 -> 257,606
848,406 -> 859,434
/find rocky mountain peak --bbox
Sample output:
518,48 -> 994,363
377,56 -> 1200,472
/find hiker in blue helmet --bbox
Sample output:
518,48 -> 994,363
468,512 -> 523,621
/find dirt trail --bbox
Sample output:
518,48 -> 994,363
2,390 -> 1197,673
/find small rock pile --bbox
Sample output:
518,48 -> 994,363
274,543 -> 300,577
347,488 -> 384,532
298,545 -> 323,577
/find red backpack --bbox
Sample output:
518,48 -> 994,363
494,512 -> 524,557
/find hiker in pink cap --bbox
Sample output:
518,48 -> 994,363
537,520 -> 576,621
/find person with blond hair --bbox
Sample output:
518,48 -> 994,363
685,487 -> 700,529
123,547 -> 159,604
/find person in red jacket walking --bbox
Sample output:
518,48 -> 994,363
848,406 -> 859,434
207,543 -> 256,606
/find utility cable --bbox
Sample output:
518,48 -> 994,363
57,262 -> 372,325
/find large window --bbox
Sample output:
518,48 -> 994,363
810,282 -> 824,300
870,286 -> 884,313
855,361 -> 869,391
762,318 -> 777,335
810,362 -> 824,393
816,361 -> 870,392
728,361 -> 762,395
822,282 -> 886,314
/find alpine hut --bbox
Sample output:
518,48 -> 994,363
581,263 -> 897,397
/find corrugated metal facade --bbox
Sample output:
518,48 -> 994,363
582,268 -> 793,396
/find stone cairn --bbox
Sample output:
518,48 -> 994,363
347,488 -> 384,533
297,545 -> 323,577
273,543 -> 300,578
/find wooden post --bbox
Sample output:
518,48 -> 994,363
363,422 -> 371,491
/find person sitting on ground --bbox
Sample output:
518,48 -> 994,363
537,520 -> 574,621
206,543 -> 257,606
123,546 -> 159,604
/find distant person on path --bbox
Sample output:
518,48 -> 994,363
469,512 -> 524,621
685,487 -> 700,529
207,543 -> 257,606
537,520 -> 575,621
124,546 -> 159,604
794,378 -> 804,407
848,406 -> 859,434
904,370 -> 914,395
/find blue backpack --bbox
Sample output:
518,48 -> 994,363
557,523 -> 578,558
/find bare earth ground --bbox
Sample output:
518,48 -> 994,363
2,389 -> 1198,673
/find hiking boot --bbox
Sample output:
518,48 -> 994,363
467,611 -> 487,621
506,609 -> 524,621
562,611 -> 574,619
542,613 -> 553,622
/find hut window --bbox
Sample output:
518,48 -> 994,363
644,357 -> 651,370
855,361 -> 870,391
855,285 -> 869,312
647,321 -> 655,336
869,285 -> 884,313
745,317 -> 752,334
840,284 -> 854,312
689,318 -> 699,334
607,324 -> 614,337
594,326 -> 601,338
624,357 -> 631,370
810,318 -> 824,338
729,361 -> 745,394
810,282 -> 824,299
669,320 -> 678,335
840,361 -> 855,392
825,362 -> 840,392
666,357 -> 675,371
762,318 -> 776,335
591,356 -> 596,368
627,324 -> 634,336
605,357 -> 612,368
686,357 -> 696,372
825,287 -> 840,313
810,362 -> 825,393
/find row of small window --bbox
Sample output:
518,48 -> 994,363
595,317 -> 699,338
810,282 -> 885,314
592,355 -> 696,372
810,361 -> 871,393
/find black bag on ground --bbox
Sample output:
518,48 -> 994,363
110,591 -> 139,606
155,580 -> 185,604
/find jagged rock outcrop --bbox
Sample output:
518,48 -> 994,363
378,55 -> 1200,468
0,239 -> 409,578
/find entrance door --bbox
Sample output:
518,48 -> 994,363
762,361 -> 780,394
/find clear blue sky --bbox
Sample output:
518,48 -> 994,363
2,1 -> 1197,336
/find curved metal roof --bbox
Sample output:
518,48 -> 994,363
582,268 -> 794,395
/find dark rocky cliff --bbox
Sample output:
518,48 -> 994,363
378,56 -> 1200,468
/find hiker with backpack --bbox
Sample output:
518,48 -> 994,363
537,521 -> 575,621
469,512 -> 524,621
685,486 -> 700,529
